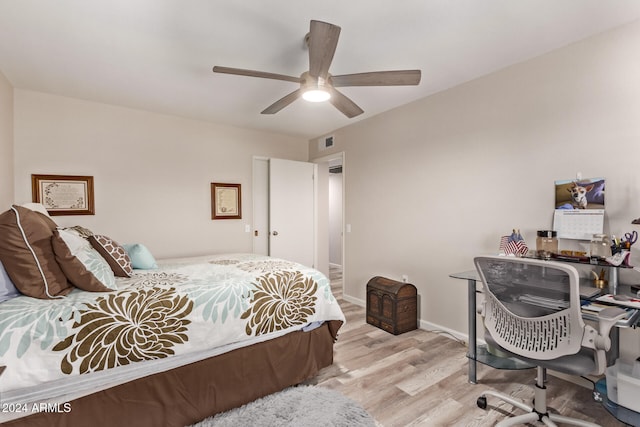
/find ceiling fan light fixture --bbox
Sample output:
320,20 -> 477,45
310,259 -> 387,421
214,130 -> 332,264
302,76 -> 331,102
302,88 -> 331,102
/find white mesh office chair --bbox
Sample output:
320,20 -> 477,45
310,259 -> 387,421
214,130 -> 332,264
474,256 -> 626,427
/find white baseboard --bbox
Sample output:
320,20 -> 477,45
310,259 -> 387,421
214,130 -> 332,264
418,319 -> 468,344
342,294 -> 365,306
342,293 -> 469,344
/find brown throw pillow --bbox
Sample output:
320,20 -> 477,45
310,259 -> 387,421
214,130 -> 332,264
52,230 -> 113,292
0,205 -> 73,299
89,235 -> 133,277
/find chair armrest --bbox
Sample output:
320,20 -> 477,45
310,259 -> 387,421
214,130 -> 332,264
581,307 -> 627,375
598,307 -> 628,321
595,307 -> 627,351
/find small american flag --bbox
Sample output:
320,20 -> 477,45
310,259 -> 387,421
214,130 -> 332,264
500,230 -> 528,256
499,236 -> 509,252
504,239 -> 528,256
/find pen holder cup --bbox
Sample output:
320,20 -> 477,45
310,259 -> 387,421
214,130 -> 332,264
611,241 -> 632,255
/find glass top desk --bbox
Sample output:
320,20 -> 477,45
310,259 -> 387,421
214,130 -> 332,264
450,266 -> 640,425
450,270 -> 536,385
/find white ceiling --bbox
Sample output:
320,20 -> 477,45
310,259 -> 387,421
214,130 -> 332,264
1,1 -> 640,140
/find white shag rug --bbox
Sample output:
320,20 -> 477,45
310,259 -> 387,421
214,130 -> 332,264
188,385 -> 376,427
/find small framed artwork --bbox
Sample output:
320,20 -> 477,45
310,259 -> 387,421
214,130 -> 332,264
211,183 -> 241,220
31,174 -> 95,216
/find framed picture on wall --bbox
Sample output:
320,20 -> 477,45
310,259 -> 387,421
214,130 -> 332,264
211,182 -> 241,220
31,174 -> 95,216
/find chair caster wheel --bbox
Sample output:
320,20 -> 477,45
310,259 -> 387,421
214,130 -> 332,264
477,395 -> 487,409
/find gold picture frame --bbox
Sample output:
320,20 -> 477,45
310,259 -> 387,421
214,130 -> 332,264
211,183 -> 241,220
31,174 -> 95,216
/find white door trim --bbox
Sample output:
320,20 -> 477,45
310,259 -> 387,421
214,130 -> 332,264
312,152 -> 345,290
251,156 -> 270,255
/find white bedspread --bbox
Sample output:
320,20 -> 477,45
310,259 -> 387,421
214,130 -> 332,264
0,254 -> 345,405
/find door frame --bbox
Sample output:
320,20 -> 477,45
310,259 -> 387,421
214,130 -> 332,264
252,156 -> 270,256
312,152 -> 345,289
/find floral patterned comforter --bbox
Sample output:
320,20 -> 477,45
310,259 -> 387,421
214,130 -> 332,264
0,254 -> 345,394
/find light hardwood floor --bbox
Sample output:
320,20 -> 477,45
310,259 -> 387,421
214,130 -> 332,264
305,267 -> 627,427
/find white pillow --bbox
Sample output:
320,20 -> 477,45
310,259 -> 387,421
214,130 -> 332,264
21,202 -> 52,218
57,229 -> 117,290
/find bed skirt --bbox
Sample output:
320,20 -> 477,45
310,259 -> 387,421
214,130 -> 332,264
3,320 -> 342,427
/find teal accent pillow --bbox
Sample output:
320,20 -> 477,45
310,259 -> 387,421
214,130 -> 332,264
122,243 -> 158,269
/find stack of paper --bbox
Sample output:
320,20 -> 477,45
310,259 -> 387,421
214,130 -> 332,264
596,294 -> 640,309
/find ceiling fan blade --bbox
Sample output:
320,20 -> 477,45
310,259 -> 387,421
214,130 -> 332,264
331,70 -> 421,87
328,88 -> 364,118
213,66 -> 301,83
261,89 -> 302,114
308,20 -> 341,80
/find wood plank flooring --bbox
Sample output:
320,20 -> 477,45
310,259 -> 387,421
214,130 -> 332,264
304,267 -> 627,426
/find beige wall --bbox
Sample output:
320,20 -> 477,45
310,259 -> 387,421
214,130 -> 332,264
13,90 -> 308,258
0,71 -> 13,207
5,20 -> 640,358
311,20 -> 640,357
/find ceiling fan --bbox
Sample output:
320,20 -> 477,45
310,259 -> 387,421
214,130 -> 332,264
212,20 -> 421,118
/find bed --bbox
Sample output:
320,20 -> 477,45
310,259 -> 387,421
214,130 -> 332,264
0,206 -> 345,426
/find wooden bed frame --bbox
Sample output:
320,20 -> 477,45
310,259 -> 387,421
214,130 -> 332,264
3,320 -> 342,427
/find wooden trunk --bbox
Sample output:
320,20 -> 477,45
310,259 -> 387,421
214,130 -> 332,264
366,276 -> 417,335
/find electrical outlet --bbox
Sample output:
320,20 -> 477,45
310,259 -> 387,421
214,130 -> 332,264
401,274 -> 408,283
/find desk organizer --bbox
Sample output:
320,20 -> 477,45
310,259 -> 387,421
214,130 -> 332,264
366,276 -> 417,335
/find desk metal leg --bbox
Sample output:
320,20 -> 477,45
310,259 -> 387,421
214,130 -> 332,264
467,278 -> 477,384
609,266 -> 619,295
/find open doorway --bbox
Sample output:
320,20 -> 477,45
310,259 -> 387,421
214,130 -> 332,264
313,152 -> 344,294
328,159 -> 343,270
